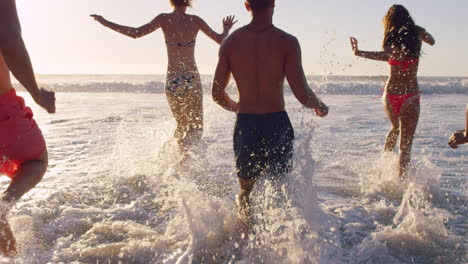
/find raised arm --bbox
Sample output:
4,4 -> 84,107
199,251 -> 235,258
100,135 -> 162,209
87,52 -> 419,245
212,42 -> 238,112
197,16 -> 236,45
91,14 -> 163,39
0,0 -> 55,113
418,27 -> 435,46
285,37 -> 328,117
350,37 -> 390,61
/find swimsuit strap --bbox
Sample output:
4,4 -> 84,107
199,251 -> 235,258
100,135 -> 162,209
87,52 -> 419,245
166,40 -> 196,47
388,58 -> 419,70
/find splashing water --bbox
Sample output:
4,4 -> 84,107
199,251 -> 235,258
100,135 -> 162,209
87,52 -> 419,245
0,87 -> 465,263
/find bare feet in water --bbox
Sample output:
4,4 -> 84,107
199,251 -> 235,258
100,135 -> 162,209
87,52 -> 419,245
237,218 -> 250,241
236,195 -> 253,240
0,215 -> 17,257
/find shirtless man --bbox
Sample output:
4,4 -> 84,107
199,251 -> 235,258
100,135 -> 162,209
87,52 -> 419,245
448,104 -> 468,149
0,0 -> 55,257
212,0 -> 328,228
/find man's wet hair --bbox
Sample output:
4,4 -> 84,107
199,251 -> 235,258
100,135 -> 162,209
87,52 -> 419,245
246,0 -> 273,13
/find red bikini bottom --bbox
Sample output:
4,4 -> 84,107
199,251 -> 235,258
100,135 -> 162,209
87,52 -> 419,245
387,93 -> 420,117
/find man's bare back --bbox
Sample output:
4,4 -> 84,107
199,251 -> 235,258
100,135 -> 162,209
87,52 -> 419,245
213,19 -> 327,115
221,25 -> 294,113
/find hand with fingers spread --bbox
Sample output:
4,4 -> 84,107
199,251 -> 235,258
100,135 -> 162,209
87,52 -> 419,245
350,37 -> 359,55
223,15 -> 237,31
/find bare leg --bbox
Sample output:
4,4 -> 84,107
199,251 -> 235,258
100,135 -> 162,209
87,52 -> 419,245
0,150 -> 47,257
398,98 -> 420,180
383,95 -> 400,152
180,88 -> 203,151
0,215 -> 16,257
3,151 -> 48,203
385,126 -> 400,152
237,177 -> 256,235
166,86 -> 204,153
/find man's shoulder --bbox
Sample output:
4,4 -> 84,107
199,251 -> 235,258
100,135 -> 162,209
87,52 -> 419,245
228,26 -> 248,39
221,27 -> 247,47
226,26 -> 294,41
270,27 -> 300,50
273,27 -> 298,43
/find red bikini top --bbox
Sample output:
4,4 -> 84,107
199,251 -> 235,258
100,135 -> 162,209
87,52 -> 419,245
388,58 -> 419,70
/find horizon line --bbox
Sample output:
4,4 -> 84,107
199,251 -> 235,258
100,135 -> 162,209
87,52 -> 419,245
32,73 -> 468,78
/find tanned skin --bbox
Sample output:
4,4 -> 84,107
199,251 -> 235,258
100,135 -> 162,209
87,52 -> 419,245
212,0 -> 328,232
91,4 -> 236,152
0,0 -> 56,257
350,22 -> 434,180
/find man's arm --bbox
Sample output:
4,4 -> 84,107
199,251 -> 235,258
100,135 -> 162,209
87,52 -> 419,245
285,36 -> 328,116
90,14 -> 162,39
212,42 -> 238,112
0,0 -> 21,40
1,39 -> 39,98
0,0 -> 55,113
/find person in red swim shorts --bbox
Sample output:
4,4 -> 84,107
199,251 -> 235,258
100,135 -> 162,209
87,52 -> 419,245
0,0 -> 55,257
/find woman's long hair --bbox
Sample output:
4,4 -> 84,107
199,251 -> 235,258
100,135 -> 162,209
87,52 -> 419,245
382,5 -> 421,58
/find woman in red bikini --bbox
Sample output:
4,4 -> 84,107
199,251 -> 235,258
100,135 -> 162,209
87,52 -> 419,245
350,4 -> 435,180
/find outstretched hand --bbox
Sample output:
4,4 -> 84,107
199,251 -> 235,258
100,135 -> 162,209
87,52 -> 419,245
350,37 -> 359,55
223,15 -> 237,30
90,14 -> 105,23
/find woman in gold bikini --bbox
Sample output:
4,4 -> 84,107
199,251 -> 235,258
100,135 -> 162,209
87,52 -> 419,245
92,0 -> 236,152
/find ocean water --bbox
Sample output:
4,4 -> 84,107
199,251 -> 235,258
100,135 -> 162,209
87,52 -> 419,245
1,75 -> 467,264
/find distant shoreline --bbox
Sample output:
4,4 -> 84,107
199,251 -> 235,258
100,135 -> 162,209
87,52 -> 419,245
11,74 -> 467,95
30,74 -> 467,78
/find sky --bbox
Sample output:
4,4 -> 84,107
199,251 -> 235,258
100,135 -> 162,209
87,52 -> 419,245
15,0 -> 468,76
